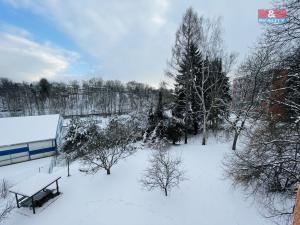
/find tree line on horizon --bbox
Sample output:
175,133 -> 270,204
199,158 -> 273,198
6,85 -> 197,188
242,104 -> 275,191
0,78 -> 173,117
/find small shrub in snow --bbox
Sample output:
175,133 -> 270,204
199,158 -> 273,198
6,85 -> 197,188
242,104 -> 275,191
0,200 -> 14,223
141,149 -> 185,196
0,180 -> 14,224
144,118 -> 184,147
126,111 -> 148,141
0,179 -> 9,199
166,118 -> 184,144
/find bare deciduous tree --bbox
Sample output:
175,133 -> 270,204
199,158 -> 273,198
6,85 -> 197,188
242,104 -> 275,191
141,150 -> 185,196
227,45 -> 274,150
224,121 -> 300,220
223,1 -> 300,222
264,0 -> 300,49
192,18 -> 236,145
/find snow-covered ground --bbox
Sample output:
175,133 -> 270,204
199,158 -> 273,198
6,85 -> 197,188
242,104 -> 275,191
1,136 -> 275,225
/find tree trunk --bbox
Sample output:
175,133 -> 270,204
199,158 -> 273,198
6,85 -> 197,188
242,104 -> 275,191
202,135 -> 206,145
67,160 -> 70,177
232,131 -> 239,150
202,120 -> 207,145
184,123 -> 188,144
193,120 -> 198,135
106,168 -> 111,175
164,188 -> 168,196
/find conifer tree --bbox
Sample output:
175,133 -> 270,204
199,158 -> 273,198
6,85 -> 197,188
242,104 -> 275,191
169,8 -> 202,144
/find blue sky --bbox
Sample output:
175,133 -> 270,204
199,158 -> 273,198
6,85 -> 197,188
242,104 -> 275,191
0,0 -> 271,86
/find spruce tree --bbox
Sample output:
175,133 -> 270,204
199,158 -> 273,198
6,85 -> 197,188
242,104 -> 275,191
169,7 -> 202,144
173,42 -> 203,141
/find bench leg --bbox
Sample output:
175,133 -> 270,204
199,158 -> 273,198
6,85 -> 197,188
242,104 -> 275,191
56,180 -> 59,194
15,194 -> 19,208
31,197 -> 35,214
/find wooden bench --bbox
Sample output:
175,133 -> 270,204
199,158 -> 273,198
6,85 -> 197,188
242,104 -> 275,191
20,189 -> 55,208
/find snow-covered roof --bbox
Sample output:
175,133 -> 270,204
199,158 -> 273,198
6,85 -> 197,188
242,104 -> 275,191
0,114 -> 60,147
9,173 -> 61,197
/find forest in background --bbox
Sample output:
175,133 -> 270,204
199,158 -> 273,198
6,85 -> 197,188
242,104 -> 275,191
0,78 -> 173,117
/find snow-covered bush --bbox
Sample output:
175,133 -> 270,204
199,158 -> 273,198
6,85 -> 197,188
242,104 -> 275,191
226,121 -> 300,194
144,117 -> 184,147
80,117 -> 136,175
119,111 -> 148,141
62,118 -> 97,155
61,118 -> 98,176
166,118 -> 184,144
143,90 -> 173,144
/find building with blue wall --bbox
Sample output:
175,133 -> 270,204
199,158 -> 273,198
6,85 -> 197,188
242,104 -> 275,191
0,114 -> 63,166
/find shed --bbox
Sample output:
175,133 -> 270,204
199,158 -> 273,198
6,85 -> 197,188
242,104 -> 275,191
0,114 -> 63,166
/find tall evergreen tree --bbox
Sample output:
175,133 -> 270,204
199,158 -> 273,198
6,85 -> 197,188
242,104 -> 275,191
169,8 -> 202,143
173,42 -> 204,141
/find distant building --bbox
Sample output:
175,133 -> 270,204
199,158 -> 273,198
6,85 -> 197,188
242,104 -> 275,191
231,70 -> 289,120
0,114 -> 63,166
268,69 -> 289,119
293,186 -> 300,225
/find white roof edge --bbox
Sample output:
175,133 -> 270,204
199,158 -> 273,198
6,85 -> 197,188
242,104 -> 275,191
0,114 -> 61,147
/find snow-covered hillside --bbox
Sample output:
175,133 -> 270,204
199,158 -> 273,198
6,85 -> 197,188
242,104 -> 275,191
1,136 -> 274,225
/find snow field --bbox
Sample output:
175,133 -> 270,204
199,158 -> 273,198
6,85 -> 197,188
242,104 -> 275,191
1,136 -> 274,225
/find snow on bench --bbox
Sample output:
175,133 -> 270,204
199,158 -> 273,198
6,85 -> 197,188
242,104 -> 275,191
9,173 -> 61,197
9,173 -> 61,214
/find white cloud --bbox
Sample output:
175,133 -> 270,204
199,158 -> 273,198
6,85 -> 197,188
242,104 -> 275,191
151,0 -> 169,27
0,22 -> 32,38
2,0 -> 271,84
2,0 -> 173,83
3,0 -> 171,51
0,32 -> 79,81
